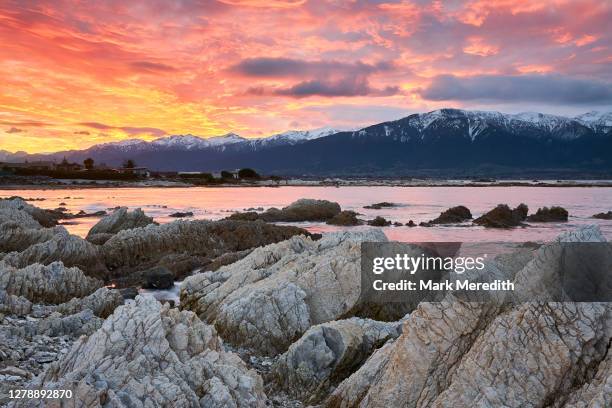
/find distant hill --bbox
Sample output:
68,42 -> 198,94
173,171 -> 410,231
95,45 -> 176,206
5,109 -> 612,177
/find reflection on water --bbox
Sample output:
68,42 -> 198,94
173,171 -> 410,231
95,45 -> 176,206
3,186 -> 612,242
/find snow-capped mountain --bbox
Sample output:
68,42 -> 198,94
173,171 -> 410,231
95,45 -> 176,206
5,109 -> 611,176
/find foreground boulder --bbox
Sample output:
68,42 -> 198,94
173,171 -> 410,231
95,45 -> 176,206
86,207 -> 156,244
0,261 -> 103,304
181,229 -> 387,356
326,210 -> 362,226
21,296 -> 268,407
101,219 -> 311,282
526,206 -> 568,222
473,203 -> 528,228
55,287 -> 124,318
270,317 -> 403,404
593,210 -> 612,219
420,205 -> 472,226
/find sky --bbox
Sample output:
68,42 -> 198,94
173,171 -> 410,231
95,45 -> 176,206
0,0 -> 611,153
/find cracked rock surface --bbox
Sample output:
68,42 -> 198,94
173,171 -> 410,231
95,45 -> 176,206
181,229 -> 387,356
13,296 -> 268,408
86,207 -> 156,244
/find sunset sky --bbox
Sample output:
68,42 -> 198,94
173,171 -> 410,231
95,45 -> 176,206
1,0 -> 611,153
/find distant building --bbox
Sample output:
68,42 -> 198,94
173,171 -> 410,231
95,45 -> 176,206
55,161 -> 83,172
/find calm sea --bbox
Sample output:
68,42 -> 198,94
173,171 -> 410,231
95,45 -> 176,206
3,186 -> 612,243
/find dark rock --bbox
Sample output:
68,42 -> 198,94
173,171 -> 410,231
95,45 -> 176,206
326,211 -> 362,226
169,211 -> 194,218
473,203 -> 528,228
364,202 -> 397,210
406,220 -> 416,227
119,287 -> 139,299
260,199 -> 341,222
593,211 -> 612,220
143,266 -> 174,290
527,206 -> 568,222
227,211 -> 260,221
368,216 -> 391,226
420,205 -> 472,226
59,202 -> 67,206
393,222 -> 403,226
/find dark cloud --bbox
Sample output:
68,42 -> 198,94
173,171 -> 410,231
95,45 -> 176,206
0,120 -> 50,127
130,61 -> 177,73
273,76 -> 399,98
420,74 -> 612,104
230,57 -> 393,78
74,130 -> 91,135
77,122 -> 166,136
6,127 -> 23,133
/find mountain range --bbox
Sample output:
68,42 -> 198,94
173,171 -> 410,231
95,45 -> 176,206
4,109 -> 612,177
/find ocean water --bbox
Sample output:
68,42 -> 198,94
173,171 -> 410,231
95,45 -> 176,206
3,186 -> 612,242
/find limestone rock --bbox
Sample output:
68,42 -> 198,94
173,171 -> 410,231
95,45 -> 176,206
420,205 -> 472,226
326,210 -> 362,226
0,197 -> 59,227
260,199 -> 341,222
593,210 -> 612,220
271,317 -> 403,404
86,207 -> 156,242
2,231 -> 107,278
0,261 -> 103,304
55,287 -> 124,318
23,296 -> 268,407
101,219 -> 310,279
473,203 -> 528,228
0,290 -> 32,316
180,229 -> 387,356
527,206 -> 569,222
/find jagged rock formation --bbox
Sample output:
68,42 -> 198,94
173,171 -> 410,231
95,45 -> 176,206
180,229 -> 387,356
419,205 -> 472,226
0,208 -> 63,253
55,287 -> 124,318
325,225 -> 611,408
270,317 -> 403,404
0,290 -> 32,316
527,206 -> 569,222
86,207 -> 156,244
0,197 -> 59,227
100,219 -> 310,280
473,203 -> 528,228
2,232 -> 107,278
0,261 -> 103,304
20,296 -> 268,407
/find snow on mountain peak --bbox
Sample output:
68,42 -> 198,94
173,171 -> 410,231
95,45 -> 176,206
575,111 -> 612,128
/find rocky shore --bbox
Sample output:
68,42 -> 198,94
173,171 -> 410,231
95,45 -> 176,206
1,197 -> 611,407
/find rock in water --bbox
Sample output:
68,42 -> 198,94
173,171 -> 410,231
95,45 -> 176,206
261,199 -> 341,222
592,210 -> 612,220
0,261 -> 103,304
143,265 -> 175,289
326,210 -> 362,226
23,296 -> 268,407
420,205 -> 472,226
526,206 -> 568,222
86,207 -> 156,243
473,203 -> 528,228
169,211 -> 194,218
270,317 -> 403,404
180,229 -> 387,356
0,197 -> 60,227
363,202 -> 397,210
367,216 -> 391,226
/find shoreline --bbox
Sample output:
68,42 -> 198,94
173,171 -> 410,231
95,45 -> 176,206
2,179 -> 612,190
